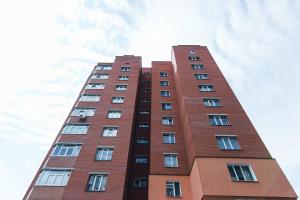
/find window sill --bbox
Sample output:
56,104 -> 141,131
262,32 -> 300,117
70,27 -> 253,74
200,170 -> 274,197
232,180 -> 258,183
211,124 -> 232,126
166,195 -> 182,198
219,149 -> 243,151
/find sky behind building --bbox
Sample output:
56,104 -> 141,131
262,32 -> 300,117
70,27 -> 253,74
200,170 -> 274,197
0,0 -> 299,199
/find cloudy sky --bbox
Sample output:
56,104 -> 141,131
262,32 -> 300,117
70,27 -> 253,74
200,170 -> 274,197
0,0 -> 299,199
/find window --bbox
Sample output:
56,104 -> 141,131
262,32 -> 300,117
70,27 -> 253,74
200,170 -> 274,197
91,74 -> 109,79
36,169 -> 71,186
135,155 -> 148,164
87,174 -> 108,191
160,81 -> 169,86
199,84 -> 213,92
209,115 -> 230,126
95,147 -> 113,161
141,88 -> 150,93
119,75 -> 129,81
161,103 -> 172,110
227,164 -> 256,182
139,109 -> 150,115
143,72 -> 151,76
107,110 -> 122,119
203,98 -> 221,107
142,80 -> 151,85
95,65 -> 112,71
121,66 -> 131,72
112,96 -> 124,104
163,133 -> 175,144
216,136 -> 240,150
164,154 -> 178,167
162,117 -> 174,125
136,137 -> 149,144
141,98 -> 150,103
79,94 -> 101,102
52,144 -> 81,157
194,73 -> 208,80
160,91 -> 171,97
115,84 -> 127,91
160,72 -> 168,77
62,124 -> 89,134
133,178 -> 147,188
188,56 -> 200,61
138,122 -> 149,128
85,83 -> 105,90
71,108 -> 96,116
102,127 -> 118,137
166,181 -> 181,197
191,64 -> 204,70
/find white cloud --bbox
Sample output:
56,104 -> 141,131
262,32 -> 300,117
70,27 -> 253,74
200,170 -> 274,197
0,0 -> 299,199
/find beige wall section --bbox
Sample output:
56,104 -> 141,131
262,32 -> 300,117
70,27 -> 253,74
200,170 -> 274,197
148,175 -> 193,200
192,158 -> 297,199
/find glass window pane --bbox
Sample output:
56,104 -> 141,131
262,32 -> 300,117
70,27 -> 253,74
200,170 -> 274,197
174,182 -> 181,196
241,166 -> 254,181
228,165 -> 238,181
234,166 -> 245,181
230,137 -> 240,150
223,138 -> 231,150
217,137 -> 225,149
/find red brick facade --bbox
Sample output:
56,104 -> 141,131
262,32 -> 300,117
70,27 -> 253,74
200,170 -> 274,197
24,46 -> 297,200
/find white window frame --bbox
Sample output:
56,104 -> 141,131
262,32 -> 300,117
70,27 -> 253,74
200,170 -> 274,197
87,173 -> 108,191
162,117 -> 174,125
160,90 -> 171,97
62,124 -> 89,134
133,177 -> 147,188
161,103 -> 172,110
160,72 -> 168,77
95,147 -> 114,161
138,122 -> 149,128
216,135 -> 240,150
160,80 -> 169,86
115,84 -> 127,91
79,94 -> 101,102
227,164 -> 257,182
107,110 -> 122,119
209,114 -> 230,126
163,133 -> 176,144
112,96 -> 125,104
120,66 -> 131,72
166,181 -> 181,197
139,109 -> 150,115
199,84 -> 214,92
102,127 -> 118,137
203,98 -> 221,107
136,137 -> 149,144
36,169 -> 72,186
191,64 -> 204,69
51,143 -> 81,157
91,74 -> 109,79
194,73 -> 208,80
135,155 -> 148,164
71,108 -> 96,116
164,153 -> 178,167
118,75 -> 129,81
85,83 -> 105,90
189,56 -> 200,61
95,65 -> 112,71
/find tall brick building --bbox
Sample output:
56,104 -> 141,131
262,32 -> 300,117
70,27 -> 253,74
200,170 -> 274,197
24,45 -> 297,200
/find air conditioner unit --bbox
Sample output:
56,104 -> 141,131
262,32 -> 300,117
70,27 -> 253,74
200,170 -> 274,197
79,113 -> 86,120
